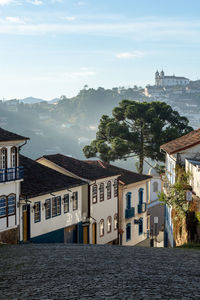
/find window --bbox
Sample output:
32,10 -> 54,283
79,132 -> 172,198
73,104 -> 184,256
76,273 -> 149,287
11,147 -> 17,168
107,181 -> 111,200
114,179 -> 118,197
34,202 -> 41,223
52,196 -> 61,217
114,214 -> 118,230
63,194 -> 69,213
99,219 -> 104,237
45,199 -> 51,219
139,218 -> 143,235
99,183 -> 104,202
153,182 -> 158,193
126,223 -> 131,241
8,194 -> 15,215
73,192 -> 78,211
139,188 -> 144,204
92,184 -> 97,204
0,196 -> 6,217
1,148 -> 7,169
107,216 -> 112,233
126,192 -> 131,209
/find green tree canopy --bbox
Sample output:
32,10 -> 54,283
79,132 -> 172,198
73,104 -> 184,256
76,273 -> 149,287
83,100 -> 193,173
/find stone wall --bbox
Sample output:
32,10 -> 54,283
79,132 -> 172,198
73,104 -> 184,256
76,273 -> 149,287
0,227 -> 19,244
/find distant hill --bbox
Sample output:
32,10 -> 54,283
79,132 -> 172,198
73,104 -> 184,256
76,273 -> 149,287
20,97 -> 46,104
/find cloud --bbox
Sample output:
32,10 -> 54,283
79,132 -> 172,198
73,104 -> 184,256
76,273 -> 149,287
63,16 -> 76,22
51,0 -> 63,3
116,51 -> 145,59
0,18 -> 200,45
0,0 -> 14,5
27,0 -> 43,5
77,1 -> 85,6
5,16 -> 26,24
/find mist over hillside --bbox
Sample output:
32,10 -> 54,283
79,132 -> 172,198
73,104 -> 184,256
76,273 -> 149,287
1,84 -> 199,173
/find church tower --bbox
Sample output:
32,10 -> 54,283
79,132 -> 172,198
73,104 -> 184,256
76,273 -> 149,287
155,70 -> 160,86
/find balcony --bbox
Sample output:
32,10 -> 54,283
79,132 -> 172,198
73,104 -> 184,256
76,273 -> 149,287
138,203 -> 146,214
125,207 -> 135,219
0,167 -> 24,183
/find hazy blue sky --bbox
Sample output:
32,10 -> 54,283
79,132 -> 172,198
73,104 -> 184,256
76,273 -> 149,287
1,0 -> 200,99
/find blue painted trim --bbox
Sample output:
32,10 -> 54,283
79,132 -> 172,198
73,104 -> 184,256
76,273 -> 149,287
126,192 -> 131,209
139,218 -> 143,235
126,223 -> 131,241
31,228 -> 65,243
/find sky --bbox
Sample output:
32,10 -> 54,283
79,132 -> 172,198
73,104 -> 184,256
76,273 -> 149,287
1,0 -> 200,100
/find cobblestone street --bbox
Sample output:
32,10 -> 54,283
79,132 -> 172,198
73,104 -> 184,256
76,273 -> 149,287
0,244 -> 200,299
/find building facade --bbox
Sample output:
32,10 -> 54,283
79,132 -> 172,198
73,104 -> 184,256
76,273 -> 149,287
161,128 -> 200,247
85,160 -> 151,246
20,155 -> 88,243
36,154 -> 120,245
155,70 -> 190,87
0,128 -> 29,244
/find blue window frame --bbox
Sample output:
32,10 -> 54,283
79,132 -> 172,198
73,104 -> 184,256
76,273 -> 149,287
126,192 -> 131,209
63,194 -> 69,213
52,196 -> 61,217
139,218 -> 143,235
138,188 -> 143,204
0,196 -> 6,217
126,223 -> 131,241
45,199 -> 51,219
34,202 -> 41,223
8,195 -> 15,215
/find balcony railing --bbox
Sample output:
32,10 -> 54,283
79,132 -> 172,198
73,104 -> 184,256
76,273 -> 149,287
125,207 -> 135,219
138,203 -> 146,214
0,167 -> 24,183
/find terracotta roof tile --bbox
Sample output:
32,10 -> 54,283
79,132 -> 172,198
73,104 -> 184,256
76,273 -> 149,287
41,154 -> 120,181
20,155 -> 86,198
85,160 -> 151,185
160,128 -> 200,154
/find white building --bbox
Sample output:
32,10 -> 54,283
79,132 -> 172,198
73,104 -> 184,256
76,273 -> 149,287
155,70 -> 190,87
36,154 -> 119,245
160,128 -> 200,247
147,166 -> 164,247
0,127 -> 29,244
85,161 -> 151,246
20,155 -> 88,243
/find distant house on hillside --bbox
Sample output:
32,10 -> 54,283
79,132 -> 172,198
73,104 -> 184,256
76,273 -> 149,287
155,70 -> 190,87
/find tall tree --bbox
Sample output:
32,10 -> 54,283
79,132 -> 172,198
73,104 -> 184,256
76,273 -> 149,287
83,100 -> 193,173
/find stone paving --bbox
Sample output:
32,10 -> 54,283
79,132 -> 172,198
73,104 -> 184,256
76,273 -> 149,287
0,244 -> 200,299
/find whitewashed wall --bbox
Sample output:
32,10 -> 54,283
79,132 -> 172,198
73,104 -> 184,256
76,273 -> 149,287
122,180 -> 149,246
90,176 -> 118,245
149,177 -> 162,203
0,142 -> 22,234
20,185 -> 84,240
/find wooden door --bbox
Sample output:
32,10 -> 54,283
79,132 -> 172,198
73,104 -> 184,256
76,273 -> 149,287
23,205 -> 28,242
92,223 -> 96,244
83,226 -> 88,244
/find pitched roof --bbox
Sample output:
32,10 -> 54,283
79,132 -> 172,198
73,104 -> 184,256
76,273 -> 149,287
85,160 -> 151,185
20,155 -> 87,198
164,76 -> 189,80
41,154 -> 120,181
0,127 -> 29,142
160,128 -> 200,155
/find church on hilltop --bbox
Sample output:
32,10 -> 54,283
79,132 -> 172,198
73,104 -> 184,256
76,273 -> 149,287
155,70 -> 190,87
